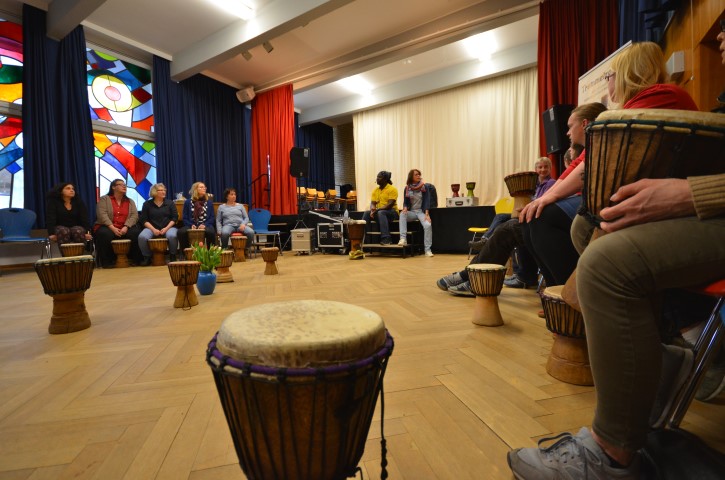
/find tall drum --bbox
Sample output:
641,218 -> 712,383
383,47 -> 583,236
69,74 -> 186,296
187,229 -> 206,248
59,243 -> 85,257
466,263 -> 507,327
216,250 -> 234,283
504,171 -> 538,214
346,220 -> 366,260
230,233 -> 247,262
34,255 -> 95,334
168,261 -> 200,309
261,247 -> 279,275
206,300 -> 394,480
111,239 -> 131,268
147,238 -> 169,266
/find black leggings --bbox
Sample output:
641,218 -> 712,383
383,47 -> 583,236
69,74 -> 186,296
521,203 -> 578,286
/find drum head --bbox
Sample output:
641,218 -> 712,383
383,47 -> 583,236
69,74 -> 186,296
466,263 -> 506,272
35,255 -> 94,265
542,285 -> 565,300
595,109 -> 725,130
217,300 -> 386,369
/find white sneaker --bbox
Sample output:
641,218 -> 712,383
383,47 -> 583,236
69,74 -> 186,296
398,238 -> 407,246
425,251 -> 434,257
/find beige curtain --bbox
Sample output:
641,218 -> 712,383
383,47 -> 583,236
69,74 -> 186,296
353,67 -> 540,209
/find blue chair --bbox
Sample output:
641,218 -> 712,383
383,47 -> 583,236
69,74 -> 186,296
248,208 -> 282,255
0,208 -> 51,260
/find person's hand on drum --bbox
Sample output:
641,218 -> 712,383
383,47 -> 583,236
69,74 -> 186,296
49,234 -> 57,242
599,178 -> 696,233
520,194 -> 557,222
84,232 -> 92,241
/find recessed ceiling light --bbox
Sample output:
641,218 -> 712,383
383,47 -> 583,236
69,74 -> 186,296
402,59 -> 413,65
208,0 -> 255,20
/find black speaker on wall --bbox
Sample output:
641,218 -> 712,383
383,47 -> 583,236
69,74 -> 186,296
289,147 -> 310,178
542,104 -> 574,154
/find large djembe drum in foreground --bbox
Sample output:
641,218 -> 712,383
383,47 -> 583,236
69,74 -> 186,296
59,243 -> 85,257
148,238 -> 169,266
230,233 -> 247,262
261,247 -> 279,275
206,300 -> 394,480
34,255 -> 94,334
541,285 -> 592,386
346,220 -> 366,260
187,228 -> 206,248
111,239 -> 131,268
504,171 -> 538,215
216,250 -> 234,283
466,263 -> 507,327
168,261 -> 200,308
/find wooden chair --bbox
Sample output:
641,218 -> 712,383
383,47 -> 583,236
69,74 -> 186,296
344,190 -> 357,211
317,190 -> 326,209
324,189 -> 337,210
305,188 -> 318,209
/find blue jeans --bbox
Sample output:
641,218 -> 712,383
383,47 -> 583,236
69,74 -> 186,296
220,224 -> 254,248
362,209 -> 397,241
399,209 -> 432,252
138,227 -> 179,256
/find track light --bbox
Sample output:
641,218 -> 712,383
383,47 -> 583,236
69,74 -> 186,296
242,50 -> 252,61
263,41 -> 274,53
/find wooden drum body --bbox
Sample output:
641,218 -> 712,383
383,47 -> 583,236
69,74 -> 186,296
60,243 -> 85,257
147,238 -> 169,266
183,247 -> 194,261
346,220 -> 366,260
504,171 -> 538,214
111,239 -> 131,268
34,255 -> 94,334
583,109 -> 725,228
541,285 -> 592,386
216,250 -> 234,283
187,229 -> 206,248
168,261 -> 200,308
206,300 -> 394,480
466,263 -> 506,327
261,247 -> 279,275
230,234 -> 247,262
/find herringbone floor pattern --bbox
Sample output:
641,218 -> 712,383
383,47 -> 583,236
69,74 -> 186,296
0,252 -> 723,479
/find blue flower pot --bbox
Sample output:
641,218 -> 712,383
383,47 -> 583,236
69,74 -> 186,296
197,270 -> 217,295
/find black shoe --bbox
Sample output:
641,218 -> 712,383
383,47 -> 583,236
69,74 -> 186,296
139,257 -> 152,266
380,237 -> 392,245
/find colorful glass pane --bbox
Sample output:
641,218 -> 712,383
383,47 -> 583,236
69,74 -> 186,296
94,132 -> 156,205
0,115 -> 23,208
86,49 -> 154,132
0,19 -> 22,104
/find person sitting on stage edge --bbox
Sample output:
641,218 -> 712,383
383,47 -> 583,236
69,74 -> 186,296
217,187 -> 254,249
45,182 -> 92,247
138,183 -> 179,265
398,169 -> 434,257
178,181 -> 217,250
362,171 -> 399,245
94,179 -> 142,268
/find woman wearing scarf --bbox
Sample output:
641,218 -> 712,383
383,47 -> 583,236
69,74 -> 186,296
398,169 -> 433,257
178,181 -> 216,250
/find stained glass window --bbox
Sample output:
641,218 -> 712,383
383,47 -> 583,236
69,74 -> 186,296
94,132 -> 156,204
0,19 -> 23,207
86,49 -> 154,132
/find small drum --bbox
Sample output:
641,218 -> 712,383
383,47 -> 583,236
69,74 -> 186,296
206,300 -> 394,480
540,285 -> 592,386
466,263 -> 507,327
34,255 -> 94,334
168,261 -> 200,309
504,171 -> 538,214
147,238 -> 169,266
583,109 -> 725,227
187,228 -> 206,248
216,250 -> 234,283
261,246 -> 279,275
59,243 -> 85,257
346,220 -> 366,260
111,239 -> 131,268
465,181 -> 476,197
230,234 -> 247,262
183,247 -> 194,261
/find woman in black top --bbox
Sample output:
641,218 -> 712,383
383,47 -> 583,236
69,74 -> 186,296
45,182 -> 92,245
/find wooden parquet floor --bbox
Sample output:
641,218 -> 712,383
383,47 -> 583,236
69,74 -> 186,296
1,252 -> 723,480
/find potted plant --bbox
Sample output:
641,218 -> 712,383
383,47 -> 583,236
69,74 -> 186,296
192,242 -> 222,295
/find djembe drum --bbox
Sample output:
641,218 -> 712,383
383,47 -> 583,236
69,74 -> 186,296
465,181 -> 476,197
451,184 -> 460,197
59,243 -> 85,257
504,171 -> 538,214
183,247 -> 194,261
111,239 -> 131,268
466,263 -> 507,327
230,233 -> 247,262
261,247 -> 279,275
148,238 -> 169,266
346,220 -> 366,260
187,228 -> 206,248
34,255 -> 94,334
541,285 -> 592,386
206,300 -> 394,480
216,250 -> 234,283
168,261 -> 200,309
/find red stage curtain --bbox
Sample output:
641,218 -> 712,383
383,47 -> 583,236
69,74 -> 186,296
251,84 -> 297,215
537,0 -> 619,176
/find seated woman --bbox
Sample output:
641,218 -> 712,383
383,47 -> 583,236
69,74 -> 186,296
94,179 -> 142,268
45,182 -> 92,246
138,183 -> 179,265
178,181 -> 216,250
216,188 -> 254,249
398,169 -> 433,256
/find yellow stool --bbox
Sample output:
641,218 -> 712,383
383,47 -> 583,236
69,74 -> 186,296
467,197 -> 514,259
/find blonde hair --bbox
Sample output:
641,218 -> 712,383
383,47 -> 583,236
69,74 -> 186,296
611,42 -> 668,105
189,182 -> 208,201
149,183 -> 167,199
534,157 -> 551,169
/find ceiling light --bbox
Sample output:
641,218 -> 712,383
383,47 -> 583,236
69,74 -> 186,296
242,50 -> 252,61
338,75 -> 372,96
463,31 -> 498,61
263,41 -> 274,53
208,0 -> 255,20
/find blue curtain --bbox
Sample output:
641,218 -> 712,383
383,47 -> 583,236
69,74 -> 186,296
22,5 -> 95,227
619,0 -> 680,45
153,57 -> 252,204
294,113 -> 334,191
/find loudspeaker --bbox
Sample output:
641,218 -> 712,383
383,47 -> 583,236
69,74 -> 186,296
236,86 -> 255,103
542,104 -> 574,154
289,147 -> 310,178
